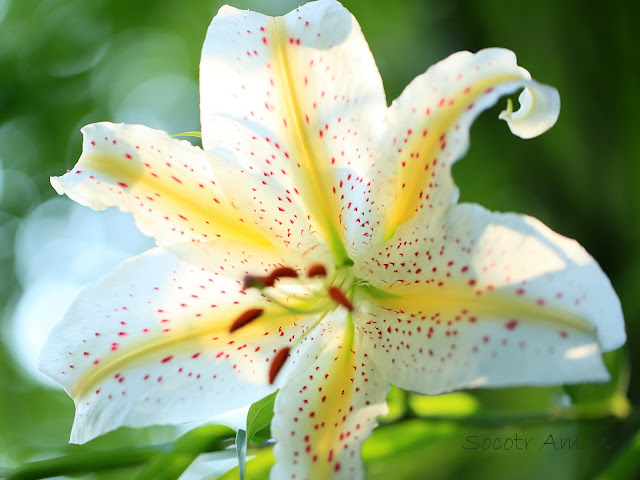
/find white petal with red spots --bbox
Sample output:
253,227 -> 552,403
40,1 -> 625,479
39,249 -> 320,443
271,314 -> 389,480
356,203 -> 624,393
207,150 -> 327,259
200,0 -> 386,254
377,48 -> 560,239
51,122 -> 281,249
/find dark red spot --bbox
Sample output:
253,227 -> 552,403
505,320 -> 518,330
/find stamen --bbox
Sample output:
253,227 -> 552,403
307,264 -> 327,278
229,308 -> 264,333
328,286 -> 354,311
269,346 -> 290,384
242,275 -> 274,290
269,267 -> 298,282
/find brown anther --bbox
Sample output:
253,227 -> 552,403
269,267 -> 299,282
269,347 -> 290,384
242,275 -> 274,290
307,264 -> 327,278
328,286 -> 354,311
230,308 -> 264,333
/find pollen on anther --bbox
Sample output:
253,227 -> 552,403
269,266 -> 298,282
269,347 -> 290,384
230,308 -> 264,333
307,264 -> 327,278
328,287 -> 353,311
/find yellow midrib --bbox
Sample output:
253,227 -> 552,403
373,283 -> 596,335
72,309 -> 290,400
384,73 -> 524,239
80,152 -> 274,247
312,326 -> 356,475
268,18 -> 347,261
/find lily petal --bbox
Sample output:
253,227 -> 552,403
356,204 -> 624,394
207,150 -> 327,259
271,314 -> 389,479
200,0 -> 386,262
378,48 -> 560,239
39,248 -> 320,443
52,123 -> 297,263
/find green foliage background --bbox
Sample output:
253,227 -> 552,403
1,0 -> 638,478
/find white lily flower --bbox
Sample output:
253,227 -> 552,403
40,1 -> 625,478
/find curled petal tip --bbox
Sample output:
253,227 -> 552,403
499,81 -> 560,139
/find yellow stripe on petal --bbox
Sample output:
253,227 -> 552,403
200,2 -> 387,264
384,74 -> 522,239
372,282 -> 596,336
53,123 -> 274,252
78,150 -> 272,247
271,313 -> 388,479
72,306 -> 294,400
39,250 -> 321,443
380,49 -> 560,239
264,17 -> 349,263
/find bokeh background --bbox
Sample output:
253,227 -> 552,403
1,0 -> 638,478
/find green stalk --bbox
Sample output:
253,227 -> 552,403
4,425 -> 235,480
5,446 -> 164,480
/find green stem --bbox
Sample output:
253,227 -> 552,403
134,425 -> 234,480
5,445 -> 165,480
4,425 -> 236,480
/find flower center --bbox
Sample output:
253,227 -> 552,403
230,263 -> 358,383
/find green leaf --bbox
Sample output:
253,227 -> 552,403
246,391 -> 278,445
564,348 -> 631,417
133,424 -> 234,480
236,429 -> 247,480
170,131 -> 202,138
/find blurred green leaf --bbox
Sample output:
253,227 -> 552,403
379,385 -> 408,423
246,390 -> 277,445
5,445 -> 160,480
409,392 -> 479,418
134,424 -> 234,480
565,348 -> 631,418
